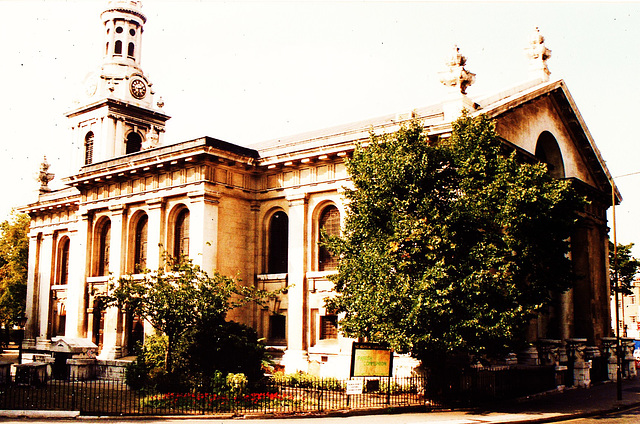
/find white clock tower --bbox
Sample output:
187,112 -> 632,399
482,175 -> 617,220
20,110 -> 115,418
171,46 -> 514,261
66,0 -> 170,170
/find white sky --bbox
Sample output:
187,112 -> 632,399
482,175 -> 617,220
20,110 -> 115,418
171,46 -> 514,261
1,0 -> 640,253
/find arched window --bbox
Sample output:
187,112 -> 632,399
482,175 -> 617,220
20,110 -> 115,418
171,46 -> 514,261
267,211 -> 288,274
97,221 -> 111,276
318,205 -> 340,271
57,237 -> 70,285
127,42 -> 135,57
105,42 -> 109,56
535,131 -> 565,178
134,215 -> 148,272
84,131 -> 94,165
126,132 -> 142,154
114,40 -> 122,55
173,209 -> 190,259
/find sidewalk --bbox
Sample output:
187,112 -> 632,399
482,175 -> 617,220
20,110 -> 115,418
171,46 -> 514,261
446,377 -> 640,424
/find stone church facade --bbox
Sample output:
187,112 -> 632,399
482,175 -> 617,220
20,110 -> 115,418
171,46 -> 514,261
21,1 -> 616,378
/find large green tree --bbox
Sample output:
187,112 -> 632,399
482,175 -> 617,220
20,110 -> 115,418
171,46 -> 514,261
0,211 -> 29,328
609,242 -> 640,296
325,115 -> 584,366
108,255 -> 274,375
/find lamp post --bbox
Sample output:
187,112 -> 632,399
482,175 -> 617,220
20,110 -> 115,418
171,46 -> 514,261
16,312 -> 27,365
610,170 -> 640,401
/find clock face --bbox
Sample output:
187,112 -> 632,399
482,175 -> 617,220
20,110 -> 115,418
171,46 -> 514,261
130,79 -> 146,99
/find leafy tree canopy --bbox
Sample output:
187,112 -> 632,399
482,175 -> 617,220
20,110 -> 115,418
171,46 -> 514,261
609,242 -> 640,296
325,115 -> 584,366
107,255 -> 276,374
0,211 -> 29,326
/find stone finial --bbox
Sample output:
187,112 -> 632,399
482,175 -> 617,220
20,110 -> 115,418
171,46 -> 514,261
439,45 -> 476,95
37,156 -> 55,194
526,27 -> 552,82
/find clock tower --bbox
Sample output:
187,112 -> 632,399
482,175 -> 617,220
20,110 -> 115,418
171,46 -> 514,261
66,0 -> 170,170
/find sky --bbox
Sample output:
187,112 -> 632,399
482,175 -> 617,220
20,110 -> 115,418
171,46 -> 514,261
1,0 -> 640,253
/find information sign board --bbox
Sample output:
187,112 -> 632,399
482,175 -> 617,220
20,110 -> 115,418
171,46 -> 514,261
350,342 -> 393,377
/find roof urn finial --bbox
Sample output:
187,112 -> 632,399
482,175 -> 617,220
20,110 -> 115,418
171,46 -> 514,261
439,45 -> 476,95
37,156 -> 55,194
526,27 -> 552,82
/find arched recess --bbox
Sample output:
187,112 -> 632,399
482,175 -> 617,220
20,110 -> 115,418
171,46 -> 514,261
168,205 -> 190,260
316,203 -> 341,271
51,236 -> 70,338
125,131 -> 143,154
128,211 -> 148,273
265,209 -> 288,274
535,131 -> 565,178
93,216 -> 111,277
56,236 -> 71,286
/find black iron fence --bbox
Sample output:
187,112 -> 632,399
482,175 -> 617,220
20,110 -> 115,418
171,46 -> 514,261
0,374 -> 429,416
0,366 -> 562,416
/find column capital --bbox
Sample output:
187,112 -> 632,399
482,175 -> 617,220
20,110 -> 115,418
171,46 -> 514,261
109,204 -> 126,214
286,193 -> 308,207
146,197 -> 165,209
188,187 -> 220,205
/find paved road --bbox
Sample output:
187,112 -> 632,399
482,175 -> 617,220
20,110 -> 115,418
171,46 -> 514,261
566,405 -> 640,423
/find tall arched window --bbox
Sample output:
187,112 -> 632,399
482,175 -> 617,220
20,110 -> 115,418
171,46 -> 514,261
535,131 -> 565,178
173,209 -> 190,259
57,237 -> 70,285
84,131 -> 94,165
114,40 -> 122,55
318,205 -> 340,271
267,211 -> 288,274
134,215 -> 148,272
97,221 -> 111,276
128,42 -> 135,57
126,132 -> 143,154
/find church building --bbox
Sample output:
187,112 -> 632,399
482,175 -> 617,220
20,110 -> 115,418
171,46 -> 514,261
21,0 -> 616,377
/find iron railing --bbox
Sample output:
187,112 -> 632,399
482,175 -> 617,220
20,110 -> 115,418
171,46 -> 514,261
0,366 -> 561,416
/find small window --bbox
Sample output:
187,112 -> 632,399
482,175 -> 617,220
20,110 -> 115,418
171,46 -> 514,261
267,211 -> 288,273
134,215 -> 148,272
129,28 -> 136,36
57,237 -> 70,285
173,209 -> 190,259
84,131 -> 94,165
105,42 -> 109,56
320,315 -> 338,340
128,42 -> 135,57
114,40 -> 122,55
116,26 -> 123,34
98,221 -> 111,276
318,205 -> 340,271
126,132 -> 142,154
269,314 -> 286,343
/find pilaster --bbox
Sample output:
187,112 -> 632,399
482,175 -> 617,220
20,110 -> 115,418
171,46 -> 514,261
282,193 -> 309,373
36,231 -> 55,349
24,232 -> 41,347
65,211 -> 90,338
188,186 -> 220,275
146,198 -> 165,270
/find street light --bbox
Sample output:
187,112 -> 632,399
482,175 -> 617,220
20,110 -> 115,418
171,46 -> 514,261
16,312 -> 27,365
610,170 -> 640,401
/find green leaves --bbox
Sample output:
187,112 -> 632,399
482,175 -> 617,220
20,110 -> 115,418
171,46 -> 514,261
106,254 -> 276,373
0,211 -> 29,326
327,115 -> 584,366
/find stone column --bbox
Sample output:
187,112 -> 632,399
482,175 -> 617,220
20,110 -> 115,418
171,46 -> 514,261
622,338 -> 637,378
65,211 -> 91,338
281,194 -> 309,373
99,205 -> 126,359
188,186 -> 220,275
36,231 -> 55,350
601,337 -> 618,381
24,232 -> 41,348
146,198 -> 165,270
566,338 -> 591,388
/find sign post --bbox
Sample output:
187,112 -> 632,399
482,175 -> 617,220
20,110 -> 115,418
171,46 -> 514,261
348,342 -> 393,406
